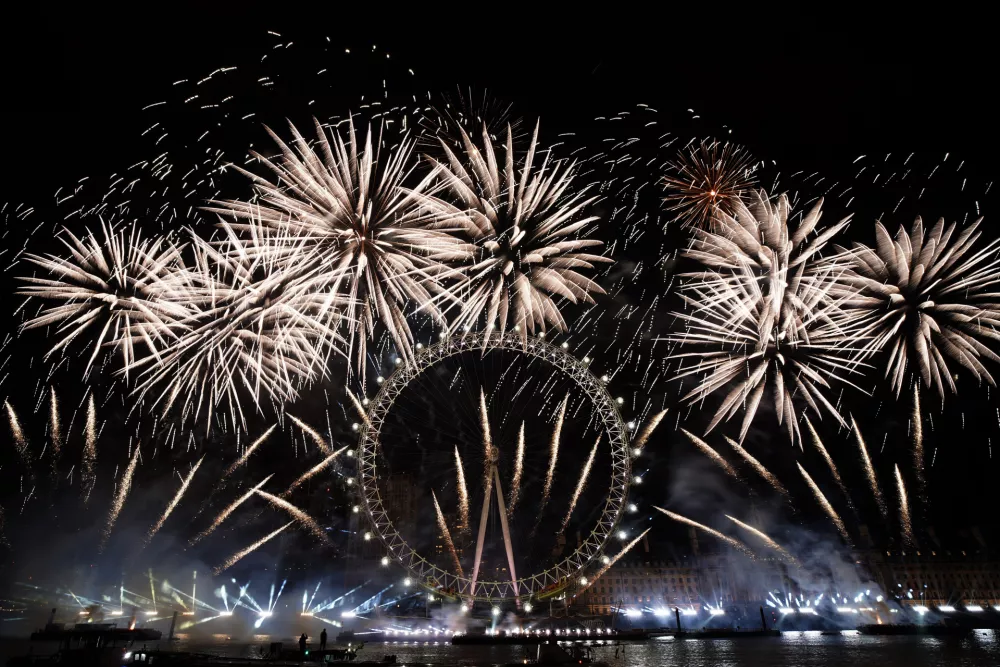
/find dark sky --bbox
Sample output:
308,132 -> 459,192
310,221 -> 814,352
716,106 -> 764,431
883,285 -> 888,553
1,7 -> 994,199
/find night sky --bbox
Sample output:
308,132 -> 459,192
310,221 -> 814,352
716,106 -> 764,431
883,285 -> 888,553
1,7 -> 997,587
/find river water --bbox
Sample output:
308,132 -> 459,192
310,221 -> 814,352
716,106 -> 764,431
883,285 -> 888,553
4,631 -> 1000,666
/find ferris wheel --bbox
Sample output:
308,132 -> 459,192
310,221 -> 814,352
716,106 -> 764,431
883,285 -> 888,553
355,332 -> 633,604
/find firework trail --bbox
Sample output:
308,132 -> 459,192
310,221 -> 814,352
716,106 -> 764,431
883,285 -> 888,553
724,515 -> 798,565
288,414 -> 333,455
431,490 -> 464,577
852,417 -> 886,517
633,409 -> 667,450
214,522 -> 293,575
4,401 -> 31,470
912,384 -> 925,497
192,474 -> 275,545
579,528 -> 652,594
507,421 -> 525,516
48,388 -> 62,471
796,463 -> 851,544
223,425 -> 276,477
802,415 -> 852,508
255,490 -> 332,546
82,394 -> 97,503
0,504 -> 8,548
101,444 -> 141,551
723,436 -> 789,499
454,446 -> 470,530
283,447 -> 347,496
653,507 -> 756,557
541,394 -> 569,512
346,388 -> 371,427
681,429 -> 741,482
146,456 -> 205,544
895,464 -> 914,547
560,437 -> 600,533
479,388 -> 493,484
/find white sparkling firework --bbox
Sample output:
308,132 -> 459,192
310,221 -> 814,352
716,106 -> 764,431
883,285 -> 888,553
578,528 -> 652,595
48,388 -> 62,466
838,216 -> 1000,397
895,464 -> 914,547
541,393 -> 569,511
101,444 -> 141,551
416,122 -> 609,340
146,456 -> 205,544
667,191 -> 859,444
560,436 -> 600,533
653,507 -> 755,558
18,222 -> 187,376
192,474 -> 274,545
214,521 -> 293,575
912,383 -> 925,495
288,414 -> 334,455
852,417 -> 886,517
283,446 -> 347,496
724,515 -> 797,565
431,490 -> 464,577
507,421 -> 525,516
209,119 -> 468,376
454,446 -> 470,530
82,394 -> 98,502
223,425 -> 276,477
4,400 -> 30,469
632,409 -> 667,450
802,415 -> 851,508
796,463 -> 851,543
681,429 -> 741,482
479,387 -> 492,486
723,436 -> 789,499
255,490 -> 332,546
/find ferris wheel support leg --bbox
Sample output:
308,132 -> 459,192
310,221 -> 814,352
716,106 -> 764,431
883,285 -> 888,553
469,472 -> 494,601
492,467 -> 521,608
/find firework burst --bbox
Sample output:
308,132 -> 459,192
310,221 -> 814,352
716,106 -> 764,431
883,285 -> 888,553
662,140 -> 758,227
416,122 -> 609,340
18,222 -> 187,377
209,118 -> 469,376
838,216 -> 1000,397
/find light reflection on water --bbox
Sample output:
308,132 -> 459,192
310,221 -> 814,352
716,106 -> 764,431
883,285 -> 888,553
3,631 -> 998,666
168,630 -> 1000,666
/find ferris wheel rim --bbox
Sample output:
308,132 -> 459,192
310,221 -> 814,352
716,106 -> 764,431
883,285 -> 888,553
356,331 -> 632,603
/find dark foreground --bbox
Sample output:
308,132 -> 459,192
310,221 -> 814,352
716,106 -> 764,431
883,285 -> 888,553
3,631 -> 1000,667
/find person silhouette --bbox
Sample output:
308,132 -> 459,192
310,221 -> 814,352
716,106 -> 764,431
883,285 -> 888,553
320,628 -> 327,651
299,632 -> 307,653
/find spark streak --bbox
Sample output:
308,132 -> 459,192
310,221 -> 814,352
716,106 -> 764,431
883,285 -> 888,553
895,464 -> 914,547
82,394 -> 98,502
4,401 -> 30,469
653,506 -> 755,557
479,388 -> 492,486
579,528 -> 652,594
214,522 -> 293,574
852,417 -> 886,517
633,409 -> 667,449
796,463 -> 851,543
723,436 -> 789,498
803,415 -> 852,508
255,490 -> 332,546
507,421 -> 525,516
681,429 -> 741,482
101,444 -> 141,551
912,384 -> 925,496
283,447 -> 347,496
431,490 -> 464,577
561,437 -> 600,533
541,394 -> 569,511
223,425 -> 276,477
724,515 -> 797,564
147,456 -> 205,544
288,414 -> 333,455
454,447 -> 469,530
49,388 -> 62,469
192,474 -> 274,544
